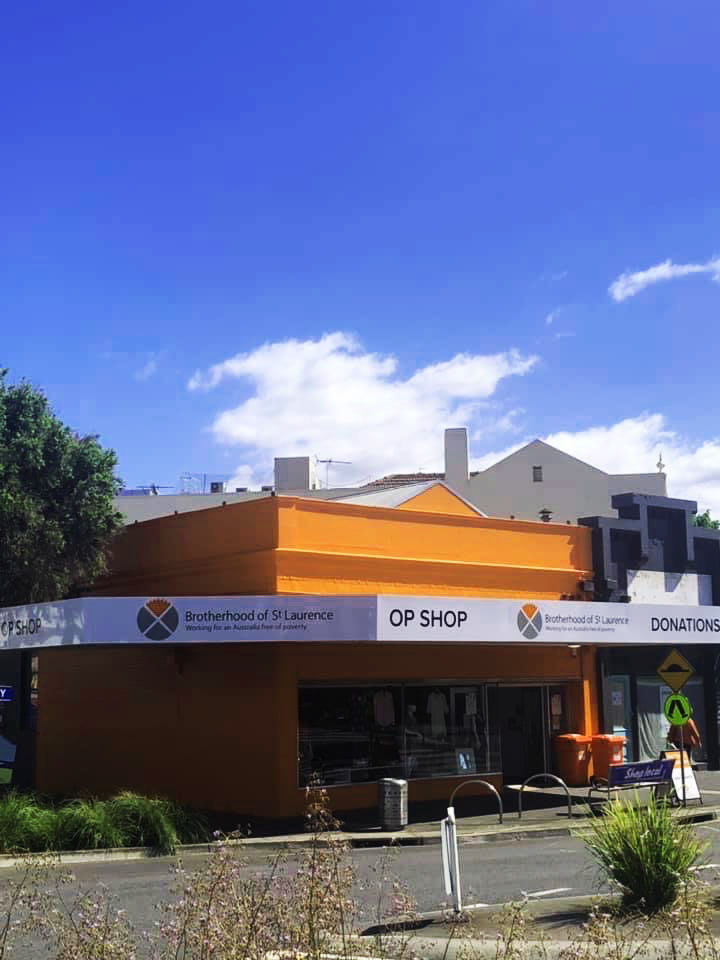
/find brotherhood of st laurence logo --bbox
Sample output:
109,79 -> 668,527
517,603 -> 543,639
137,599 -> 179,641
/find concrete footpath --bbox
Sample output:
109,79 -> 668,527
223,771 -> 720,851
239,802 -> 720,852
240,769 -> 720,850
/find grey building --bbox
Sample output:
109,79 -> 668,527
580,493 -> 720,769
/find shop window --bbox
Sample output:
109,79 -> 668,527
298,686 -> 398,786
298,683 -> 501,787
532,466 -> 543,482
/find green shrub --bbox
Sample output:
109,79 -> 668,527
584,791 -> 704,912
106,792 -> 209,852
54,799 -> 123,851
0,791 -> 56,852
157,797 -> 209,845
0,790 -> 210,854
105,792 -> 179,854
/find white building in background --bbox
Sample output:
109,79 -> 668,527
445,433 -> 667,524
332,429 -> 666,524
114,429 -> 667,526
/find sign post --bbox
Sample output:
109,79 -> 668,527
680,725 -> 685,808
663,692 -> 692,806
657,649 -> 695,809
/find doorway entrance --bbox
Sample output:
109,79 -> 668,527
607,675 -> 633,760
491,686 -> 547,782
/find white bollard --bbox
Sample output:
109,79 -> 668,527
440,805 -> 462,913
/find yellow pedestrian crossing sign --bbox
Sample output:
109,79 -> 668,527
664,692 -> 691,726
657,649 -> 695,692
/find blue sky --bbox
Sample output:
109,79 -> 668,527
3,2 -> 720,506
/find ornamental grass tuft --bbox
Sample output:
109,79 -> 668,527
0,792 -> 56,852
105,791 -> 179,854
584,790 -> 704,913
0,789 -> 209,855
54,799 -> 124,851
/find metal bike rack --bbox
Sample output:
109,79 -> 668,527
448,779 -> 504,824
518,773 -> 572,820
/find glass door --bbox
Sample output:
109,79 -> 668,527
491,685 -> 547,782
608,675 -> 633,760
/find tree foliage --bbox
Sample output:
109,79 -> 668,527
692,509 -> 720,529
0,371 -> 122,607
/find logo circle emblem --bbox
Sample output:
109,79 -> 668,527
137,599 -> 179,641
517,603 -> 543,639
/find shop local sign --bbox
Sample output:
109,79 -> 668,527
608,759 -> 674,788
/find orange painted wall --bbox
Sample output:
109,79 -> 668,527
93,497 -> 280,597
397,485 -> 478,517
36,640 -> 594,816
94,496 -> 593,601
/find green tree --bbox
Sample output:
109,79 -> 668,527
0,371 -> 123,607
692,508 -> 720,529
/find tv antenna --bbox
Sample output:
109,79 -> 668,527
134,484 -> 174,495
316,457 -> 352,488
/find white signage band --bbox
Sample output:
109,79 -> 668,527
0,596 -> 376,650
0,595 -> 719,650
375,596 -> 719,645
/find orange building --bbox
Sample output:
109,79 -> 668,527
34,485 -> 599,818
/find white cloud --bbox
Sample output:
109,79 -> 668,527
468,409 -> 525,447
475,414 -> 720,517
546,417 -> 720,516
188,334 -> 720,515
135,357 -> 158,381
543,308 -> 573,338
541,416 -> 672,471
189,333 -> 538,487
491,408 -> 526,434
227,464 -> 254,490
609,257 -> 720,302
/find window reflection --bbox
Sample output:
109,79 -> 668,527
298,683 -> 500,786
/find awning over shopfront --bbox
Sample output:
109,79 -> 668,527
2,594 -> 720,649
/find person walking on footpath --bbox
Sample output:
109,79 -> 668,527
667,714 -> 701,762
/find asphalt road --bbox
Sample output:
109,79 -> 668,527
5,825 -> 720,956
57,834 -> 600,926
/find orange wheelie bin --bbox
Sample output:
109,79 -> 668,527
553,733 -> 592,786
591,734 -> 626,781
